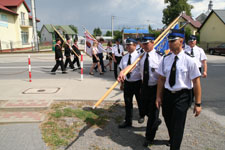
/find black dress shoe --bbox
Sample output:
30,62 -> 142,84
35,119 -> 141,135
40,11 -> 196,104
138,117 -> 145,124
143,139 -> 154,147
51,72 -> 56,75
118,122 -> 132,128
62,71 -> 67,74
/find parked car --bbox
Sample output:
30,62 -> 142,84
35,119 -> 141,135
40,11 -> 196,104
208,43 -> 225,55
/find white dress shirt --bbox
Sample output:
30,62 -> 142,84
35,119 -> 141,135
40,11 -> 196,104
184,45 -> 207,68
119,50 -> 141,82
157,50 -> 201,91
112,44 -> 124,57
138,49 -> 162,86
97,43 -> 106,53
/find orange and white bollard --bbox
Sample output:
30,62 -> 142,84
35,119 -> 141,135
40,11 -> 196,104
28,54 -> 32,82
81,51 -> 83,80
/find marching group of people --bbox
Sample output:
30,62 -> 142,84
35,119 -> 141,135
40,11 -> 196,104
51,29 -> 207,149
117,29 -> 207,150
51,37 -> 81,74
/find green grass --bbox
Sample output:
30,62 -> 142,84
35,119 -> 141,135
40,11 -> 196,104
41,104 -> 111,149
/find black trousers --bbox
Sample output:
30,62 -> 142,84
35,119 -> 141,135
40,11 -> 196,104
141,84 -> 159,141
123,80 -> 144,124
114,56 -> 122,79
64,57 -> 74,69
72,55 -> 80,68
94,53 -> 104,72
162,89 -> 192,150
51,60 -> 65,72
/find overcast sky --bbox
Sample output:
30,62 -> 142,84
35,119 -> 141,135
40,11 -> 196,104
25,0 -> 225,35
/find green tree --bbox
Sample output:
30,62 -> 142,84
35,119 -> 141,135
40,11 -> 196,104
162,0 -> 193,25
148,24 -> 153,33
93,27 -> 102,36
114,30 -> 122,41
37,30 -> 41,39
69,25 -> 78,34
184,27 -> 192,43
105,31 -> 112,36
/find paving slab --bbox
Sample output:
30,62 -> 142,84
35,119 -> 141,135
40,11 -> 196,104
0,112 -> 45,123
0,100 -> 53,111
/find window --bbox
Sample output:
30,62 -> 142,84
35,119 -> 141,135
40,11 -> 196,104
0,14 -> 8,27
21,31 -> 28,44
21,12 -> 25,25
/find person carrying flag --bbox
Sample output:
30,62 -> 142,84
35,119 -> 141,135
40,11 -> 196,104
51,38 -> 67,74
64,37 -> 76,71
72,39 -> 81,69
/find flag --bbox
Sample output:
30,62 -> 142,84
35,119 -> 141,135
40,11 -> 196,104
85,31 -> 95,57
154,23 -> 179,55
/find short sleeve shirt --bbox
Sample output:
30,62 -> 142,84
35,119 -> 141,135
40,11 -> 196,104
138,49 -> 162,86
112,44 -> 124,57
157,50 -> 201,91
119,50 -> 141,81
184,45 -> 207,68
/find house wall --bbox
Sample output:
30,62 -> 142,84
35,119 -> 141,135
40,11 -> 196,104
200,12 -> 225,50
40,26 -> 52,42
0,3 -> 33,51
178,18 -> 198,35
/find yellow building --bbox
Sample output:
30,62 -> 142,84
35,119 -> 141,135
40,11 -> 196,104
0,0 -> 40,52
199,10 -> 225,50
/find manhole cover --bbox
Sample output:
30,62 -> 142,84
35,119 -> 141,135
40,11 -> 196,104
23,88 -> 60,94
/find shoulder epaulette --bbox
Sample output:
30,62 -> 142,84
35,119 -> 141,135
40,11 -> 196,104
156,50 -> 163,56
185,51 -> 194,57
164,52 -> 172,57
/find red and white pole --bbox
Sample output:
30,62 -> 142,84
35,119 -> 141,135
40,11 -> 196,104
28,54 -> 32,82
81,51 -> 83,80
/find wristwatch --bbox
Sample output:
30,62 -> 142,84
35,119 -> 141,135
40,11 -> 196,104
195,103 -> 201,107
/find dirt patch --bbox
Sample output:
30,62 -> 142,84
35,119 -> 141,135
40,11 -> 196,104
40,101 -> 225,150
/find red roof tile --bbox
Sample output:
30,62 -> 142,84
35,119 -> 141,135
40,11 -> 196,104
0,0 -> 30,12
29,15 -> 40,22
181,14 -> 201,28
0,3 -> 18,15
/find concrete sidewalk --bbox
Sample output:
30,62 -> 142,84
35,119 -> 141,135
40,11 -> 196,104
0,78 -> 123,102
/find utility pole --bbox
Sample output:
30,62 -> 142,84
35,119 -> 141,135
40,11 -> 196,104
111,16 -> 115,39
31,0 -> 38,51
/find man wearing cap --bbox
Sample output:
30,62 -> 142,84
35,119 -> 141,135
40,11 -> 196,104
156,29 -> 202,150
51,38 -> 67,74
117,38 -> 144,128
185,35 -> 207,78
118,34 -> 163,146
136,37 -> 144,54
112,39 -> 124,79
64,38 -> 76,71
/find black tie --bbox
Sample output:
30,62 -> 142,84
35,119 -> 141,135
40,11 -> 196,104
118,45 -> 120,54
191,48 -> 194,56
169,56 -> 178,87
126,54 -> 131,79
143,53 -> 149,86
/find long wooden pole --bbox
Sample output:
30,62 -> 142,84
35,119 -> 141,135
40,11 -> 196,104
51,25 -> 80,58
93,15 -> 181,109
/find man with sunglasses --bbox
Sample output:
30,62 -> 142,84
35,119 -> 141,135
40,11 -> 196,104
118,34 -> 163,146
117,38 -> 144,128
185,35 -> 207,78
156,29 -> 202,150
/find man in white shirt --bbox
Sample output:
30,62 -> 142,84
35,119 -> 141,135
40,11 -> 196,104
117,38 -> 144,128
118,34 -> 163,147
156,29 -> 202,150
112,39 -> 124,79
184,35 -> 207,78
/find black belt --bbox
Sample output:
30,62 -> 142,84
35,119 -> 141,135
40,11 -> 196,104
164,88 -> 190,94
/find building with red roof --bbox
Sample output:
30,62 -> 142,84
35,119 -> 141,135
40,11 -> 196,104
177,13 -> 202,35
0,0 -> 40,52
